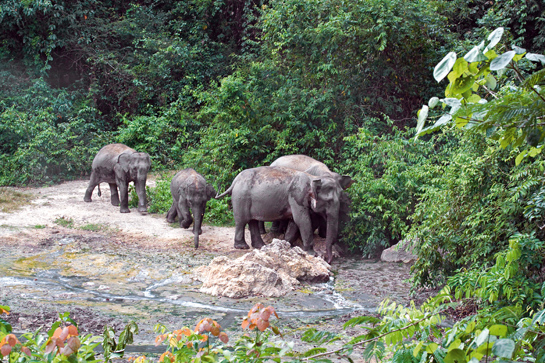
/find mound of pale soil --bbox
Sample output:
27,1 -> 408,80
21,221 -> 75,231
194,239 -> 331,298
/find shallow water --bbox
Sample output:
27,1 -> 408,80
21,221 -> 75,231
0,231 -> 413,351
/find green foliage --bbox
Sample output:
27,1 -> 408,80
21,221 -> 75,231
340,126 -> 452,256
416,27 -> 545,165
448,232 -> 545,309
102,321 -> 138,362
0,78 -> 111,186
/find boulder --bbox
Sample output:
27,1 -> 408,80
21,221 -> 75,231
380,240 -> 417,263
194,239 -> 331,298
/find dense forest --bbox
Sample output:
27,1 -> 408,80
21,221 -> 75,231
1,0 -> 545,360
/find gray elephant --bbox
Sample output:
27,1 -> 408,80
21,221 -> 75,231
166,168 -> 216,249
216,166 -> 344,263
261,155 -> 353,236
84,143 -> 151,214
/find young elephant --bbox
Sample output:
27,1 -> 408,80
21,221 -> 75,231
166,168 -> 216,249
216,166 -> 344,263
84,143 -> 151,214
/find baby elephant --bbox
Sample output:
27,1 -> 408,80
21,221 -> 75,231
166,168 -> 216,248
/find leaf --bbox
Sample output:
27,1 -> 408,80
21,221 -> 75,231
484,74 -> 497,90
490,51 -> 515,71
445,349 -> 466,363
491,339 -> 515,358
464,46 -> 488,63
475,328 -> 489,347
415,106 -> 429,138
489,325 -> 508,337
413,341 -> 424,357
526,53 -> 545,65
486,27 -> 504,50
426,343 -> 439,353
434,52 -> 457,82
218,332 -> 229,343
532,309 -> 545,324
428,97 -> 440,109
257,318 -> 269,332
241,319 -> 249,329
516,150 -> 527,165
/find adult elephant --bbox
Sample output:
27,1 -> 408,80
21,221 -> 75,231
84,143 -> 151,214
260,155 -> 353,235
216,166 -> 344,263
166,168 -> 216,249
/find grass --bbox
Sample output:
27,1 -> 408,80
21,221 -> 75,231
54,217 -> 74,228
0,187 -> 34,213
80,223 -> 110,232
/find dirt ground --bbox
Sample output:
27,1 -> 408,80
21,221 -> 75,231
0,179 -> 426,361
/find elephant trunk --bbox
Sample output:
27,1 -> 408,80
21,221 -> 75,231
135,179 -> 148,214
192,206 -> 203,249
325,212 -> 339,264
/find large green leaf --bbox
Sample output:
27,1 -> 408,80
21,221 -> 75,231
464,46 -> 488,63
489,325 -> 508,337
486,27 -> 504,50
490,51 -> 515,71
415,105 -> 429,138
491,339 -> 515,358
444,349 -> 466,363
434,52 -> 457,82
526,53 -> 545,65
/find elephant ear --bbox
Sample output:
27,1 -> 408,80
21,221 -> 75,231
339,175 -> 354,190
310,179 -> 322,209
206,184 -> 216,201
117,153 -> 133,173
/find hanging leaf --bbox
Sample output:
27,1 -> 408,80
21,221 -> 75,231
484,74 -> 497,90
444,349 -> 466,363
486,27 -> 504,50
489,325 -> 508,337
428,97 -> 440,108
491,339 -> 515,358
464,46 -> 488,63
415,105 -> 429,138
434,52 -> 457,82
526,53 -> 545,65
490,51 -> 515,71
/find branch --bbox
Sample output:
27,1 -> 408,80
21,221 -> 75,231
302,309 -> 448,361
510,63 -> 545,104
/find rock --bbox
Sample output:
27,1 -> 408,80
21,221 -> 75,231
194,239 -> 331,298
380,240 -> 417,263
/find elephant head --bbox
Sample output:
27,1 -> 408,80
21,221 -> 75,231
309,176 -> 343,263
116,152 -> 151,214
184,182 -> 216,248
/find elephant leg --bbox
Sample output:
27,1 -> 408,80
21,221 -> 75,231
84,172 -> 99,202
284,220 -> 300,244
166,201 -> 178,223
178,199 -> 193,229
117,180 -> 130,213
311,213 -> 327,238
270,220 -> 281,233
249,220 -> 265,249
109,183 -> 120,206
258,221 -> 266,234
291,206 -> 315,255
234,220 -> 250,249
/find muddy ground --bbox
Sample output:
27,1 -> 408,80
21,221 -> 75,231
0,179 -> 428,360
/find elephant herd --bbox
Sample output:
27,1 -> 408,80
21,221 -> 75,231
84,143 -> 353,263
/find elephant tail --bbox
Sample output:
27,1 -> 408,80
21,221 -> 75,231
97,184 -> 101,197
215,184 -> 233,199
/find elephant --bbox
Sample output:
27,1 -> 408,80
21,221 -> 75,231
84,143 -> 151,214
166,168 -> 216,248
260,155 -> 353,237
215,166 -> 344,263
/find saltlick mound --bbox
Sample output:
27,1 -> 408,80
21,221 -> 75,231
194,239 -> 331,298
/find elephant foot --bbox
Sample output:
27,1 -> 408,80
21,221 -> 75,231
167,217 -> 175,224
84,197 -> 92,203
234,241 -> 250,249
303,246 -> 316,256
252,241 -> 265,249
181,221 -> 192,229
111,201 -> 120,207
139,211 -> 148,215
120,208 -> 131,213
